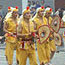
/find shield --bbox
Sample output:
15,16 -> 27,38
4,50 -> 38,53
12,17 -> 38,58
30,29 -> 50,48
38,25 -> 50,43
54,32 -> 62,46
50,15 -> 61,33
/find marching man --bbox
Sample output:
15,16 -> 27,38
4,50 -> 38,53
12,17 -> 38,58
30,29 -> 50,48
17,6 -> 38,65
4,6 -> 13,61
32,6 -> 51,65
4,6 -> 19,65
45,8 -> 56,61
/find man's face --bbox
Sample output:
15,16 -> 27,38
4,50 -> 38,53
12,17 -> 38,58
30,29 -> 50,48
24,12 -> 31,19
12,11 -> 18,18
38,10 -> 44,17
46,12 -> 51,17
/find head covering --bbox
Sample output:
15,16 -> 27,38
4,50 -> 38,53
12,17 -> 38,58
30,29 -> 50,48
8,6 -> 11,11
12,6 -> 18,12
22,6 -> 30,15
36,6 -> 45,13
32,6 -> 45,20
45,8 -> 52,13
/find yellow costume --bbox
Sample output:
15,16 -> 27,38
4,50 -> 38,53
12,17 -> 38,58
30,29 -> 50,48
45,8 -> 56,52
18,20 -> 38,65
5,6 -> 12,60
33,15 -> 51,64
4,6 -> 19,65
18,7 -> 38,65
5,17 -> 19,65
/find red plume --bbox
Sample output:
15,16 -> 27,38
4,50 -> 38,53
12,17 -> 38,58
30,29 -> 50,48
15,6 -> 18,9
50,8 -> 52,11
8,6 -> 11,9
26,6 -> 30,10
41,6 -> 44,9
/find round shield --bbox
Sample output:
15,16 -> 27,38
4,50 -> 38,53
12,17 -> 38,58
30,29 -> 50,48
50,15 -> 61,33
38,25 -> 50,43
54,32 -> 62,46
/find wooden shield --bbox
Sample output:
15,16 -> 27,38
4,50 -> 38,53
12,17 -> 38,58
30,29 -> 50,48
38,25 -> 50,43
50,15 -> 61,33
54,32 -> 62,46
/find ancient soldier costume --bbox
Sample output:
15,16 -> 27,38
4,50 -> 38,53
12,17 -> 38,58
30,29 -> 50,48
32,6 -> 51,65
45,8 -> 56,60
17,7 -> 38,65
4,6 -> 19,65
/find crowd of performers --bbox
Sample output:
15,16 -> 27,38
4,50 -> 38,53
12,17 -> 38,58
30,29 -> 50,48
0,6 -> 64,65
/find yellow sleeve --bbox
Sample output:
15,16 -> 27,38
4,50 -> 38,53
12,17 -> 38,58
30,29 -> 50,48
49,17 -> 52,24
43,17 -> 48,25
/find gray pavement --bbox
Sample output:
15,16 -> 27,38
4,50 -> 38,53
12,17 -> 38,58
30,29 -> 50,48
0,49 -> 65,65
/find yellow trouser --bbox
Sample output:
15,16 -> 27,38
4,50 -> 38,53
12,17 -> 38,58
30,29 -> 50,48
49,40 -> 56,51
5,40 -> 9,59
37,42 -> 50,64
5,42 -> 8,57
16,41 -> 20,62
7,42 -> 18,65
19,48 -> 38,65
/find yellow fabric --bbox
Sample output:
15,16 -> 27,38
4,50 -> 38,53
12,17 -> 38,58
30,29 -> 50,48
7,43 -> 18,64
33,16 -> 51,64
44,16 -> 56,51
5,41 -> 8,57
6,17 -> 17,32
13,8 -> 18,12
4,12 -> 12,20
20,20 -> 36,49
43,16 -> 52,25
33,16 -> 47,30
49,40 -> 56,51
19,49 -> 38,65
16,41 -> 21,61
18,20 -> 38,65
5,17 -> 18,43
49,34 -> 56,51
23,9 -> 30,15
4,17 -> 19,64
46,10 -> 52,13
37,42 -> 50,64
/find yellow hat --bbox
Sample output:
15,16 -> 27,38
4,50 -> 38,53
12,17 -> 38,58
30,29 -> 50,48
22,6 -> 30,15
36,6 -> 45,13
45,8 -> 52,13
13,6 -> 18,12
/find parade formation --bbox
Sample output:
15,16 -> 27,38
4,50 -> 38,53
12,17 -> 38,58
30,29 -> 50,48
0,5 -> 65,65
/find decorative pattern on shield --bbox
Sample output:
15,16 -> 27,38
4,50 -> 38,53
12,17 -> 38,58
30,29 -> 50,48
50,15 -> 61,33
54,32 -> 62,46
38,25 -> 50,43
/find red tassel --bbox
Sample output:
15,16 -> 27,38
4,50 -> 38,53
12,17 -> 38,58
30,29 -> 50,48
41,6 -> 44,9
32,32 -> 35,37
26,6 -> 30,10
38,39 -> 40,43
50,8 -> 52,11
15,6 -> 18,9
8,6 -> 11,9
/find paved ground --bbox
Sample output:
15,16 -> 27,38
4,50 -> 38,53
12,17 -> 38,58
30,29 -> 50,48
0,49 -> 65,65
